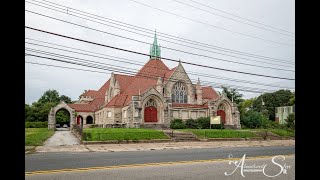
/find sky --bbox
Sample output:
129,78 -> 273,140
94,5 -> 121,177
25,0 -> 295,105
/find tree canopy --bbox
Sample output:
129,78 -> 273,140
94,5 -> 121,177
221,86 -> 244,104
25,89 -> 72,122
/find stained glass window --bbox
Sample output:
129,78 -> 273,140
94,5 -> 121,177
172,82 -> 187,103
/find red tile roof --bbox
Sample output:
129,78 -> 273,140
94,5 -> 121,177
105,94 -> 128,108
68,59 -> 220,111
164,67 -> 176,82
202,86 -> 219,100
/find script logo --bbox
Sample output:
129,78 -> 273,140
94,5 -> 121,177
224,154 -> 291,177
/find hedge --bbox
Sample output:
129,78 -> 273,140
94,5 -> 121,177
25,121 -> 48,128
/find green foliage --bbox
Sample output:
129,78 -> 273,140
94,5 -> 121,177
285,113 -> 295,130
197,117 -> 210,129
56,109 -> 70,126
170,119 -> 186,129
25,121 -> 48,128
180,129 -> 258,138
82,128 -> 168,141
239,98 -> 256,123
242,110 -> 264,128
221,86 -> 244,104
59,95 -> 72,103
185,119 -> 198,129
261,118 -> 279,129
38,89 -> 60,104
252,89 -> 294,120
25,89 -> 72,122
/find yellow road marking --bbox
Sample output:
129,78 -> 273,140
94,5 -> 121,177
26,154 -> 295,176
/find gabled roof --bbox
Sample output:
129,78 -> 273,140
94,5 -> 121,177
68,58 -> 221,111
105,94 -> 128,108
202,86 -> 219,100
121,59 -> 172,105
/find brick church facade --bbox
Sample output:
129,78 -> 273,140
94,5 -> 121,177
48,33 -> 241,129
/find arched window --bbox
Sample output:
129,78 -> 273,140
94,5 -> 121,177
172,82 -> 187,103
145,99 -> 156,107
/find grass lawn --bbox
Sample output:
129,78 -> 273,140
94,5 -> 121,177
180,129 -> 259,139
83,128 -> 169,141
25,128 -> 55,146
256,129 -> 295,137
247,129 -> 295,137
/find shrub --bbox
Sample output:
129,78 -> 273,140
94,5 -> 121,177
170,119 -> 186,129
261,117 -> 279,129
185,119 -> 198,129
25,121 -> 48,128
211,124 -> 224,129
197,117 -> 210,129
242,110 -> 264,128
285,113 -> 295,130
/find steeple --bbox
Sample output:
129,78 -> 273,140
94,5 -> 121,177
150,30 -> 161,59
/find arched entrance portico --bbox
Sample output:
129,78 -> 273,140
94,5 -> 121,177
86,115 -> 93,124
217,109 -> 226,124
141,94 -> 164,124
76,115 -> 83,126
48,101 -> 75,130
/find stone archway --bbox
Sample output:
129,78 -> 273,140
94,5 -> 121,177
48,101 -> 75,130
86,115 -> 93,124
141,94 -> 164,124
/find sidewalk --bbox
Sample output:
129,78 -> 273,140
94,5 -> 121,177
34,139 -> 294,153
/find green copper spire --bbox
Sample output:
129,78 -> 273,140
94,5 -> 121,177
150,30 -> 161,59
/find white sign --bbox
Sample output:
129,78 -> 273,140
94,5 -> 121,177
210,116 -> 221,125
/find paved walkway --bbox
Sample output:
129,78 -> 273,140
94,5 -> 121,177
43,129 -> 80,147
35,139 -> 294,153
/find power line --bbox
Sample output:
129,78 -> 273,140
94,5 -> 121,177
27,0 -> 294,63
25,52 -> 278,93
25,9 -> 294,68
127,0 -> 294,47
25,25 -> 295,80
25,46 -> 292,92
26,60 -> 271,94
25,38 -> 294,89
25,10 -> 294,72
171,0 -> 294,37
186,0 -> 295,35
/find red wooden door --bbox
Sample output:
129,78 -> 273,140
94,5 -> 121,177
77,116 -> 80,125
217,110 -> 226,124
144,106 -> 158,122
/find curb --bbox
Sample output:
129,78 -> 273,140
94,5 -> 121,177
83,139 -> 173,144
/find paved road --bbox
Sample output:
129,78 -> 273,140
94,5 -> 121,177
26,155 -> 295,180
26,145 -> 294,172
43,129 -> 80,147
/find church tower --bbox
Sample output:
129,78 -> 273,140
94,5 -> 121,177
150,30 -> 161,60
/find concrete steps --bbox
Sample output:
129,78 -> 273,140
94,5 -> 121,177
164,131 -> 199,142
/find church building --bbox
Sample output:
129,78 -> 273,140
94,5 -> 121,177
48,33 -> 241,129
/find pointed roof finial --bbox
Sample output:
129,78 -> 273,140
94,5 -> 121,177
150,29 -> 161,60
197,77 -> 200,85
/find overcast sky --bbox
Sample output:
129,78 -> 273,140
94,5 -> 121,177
25,0 -> 295,105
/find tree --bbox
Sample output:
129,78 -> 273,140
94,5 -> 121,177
242,110 -> 265,128
60,95 -> 72,104
38,89 -> 60,104
25,89 -> 73,122
238,98 -> 256,124
221,86 -> 244,104
285,113 -> 295,130
56,109 -> 70,126
252,90 -> 294,120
